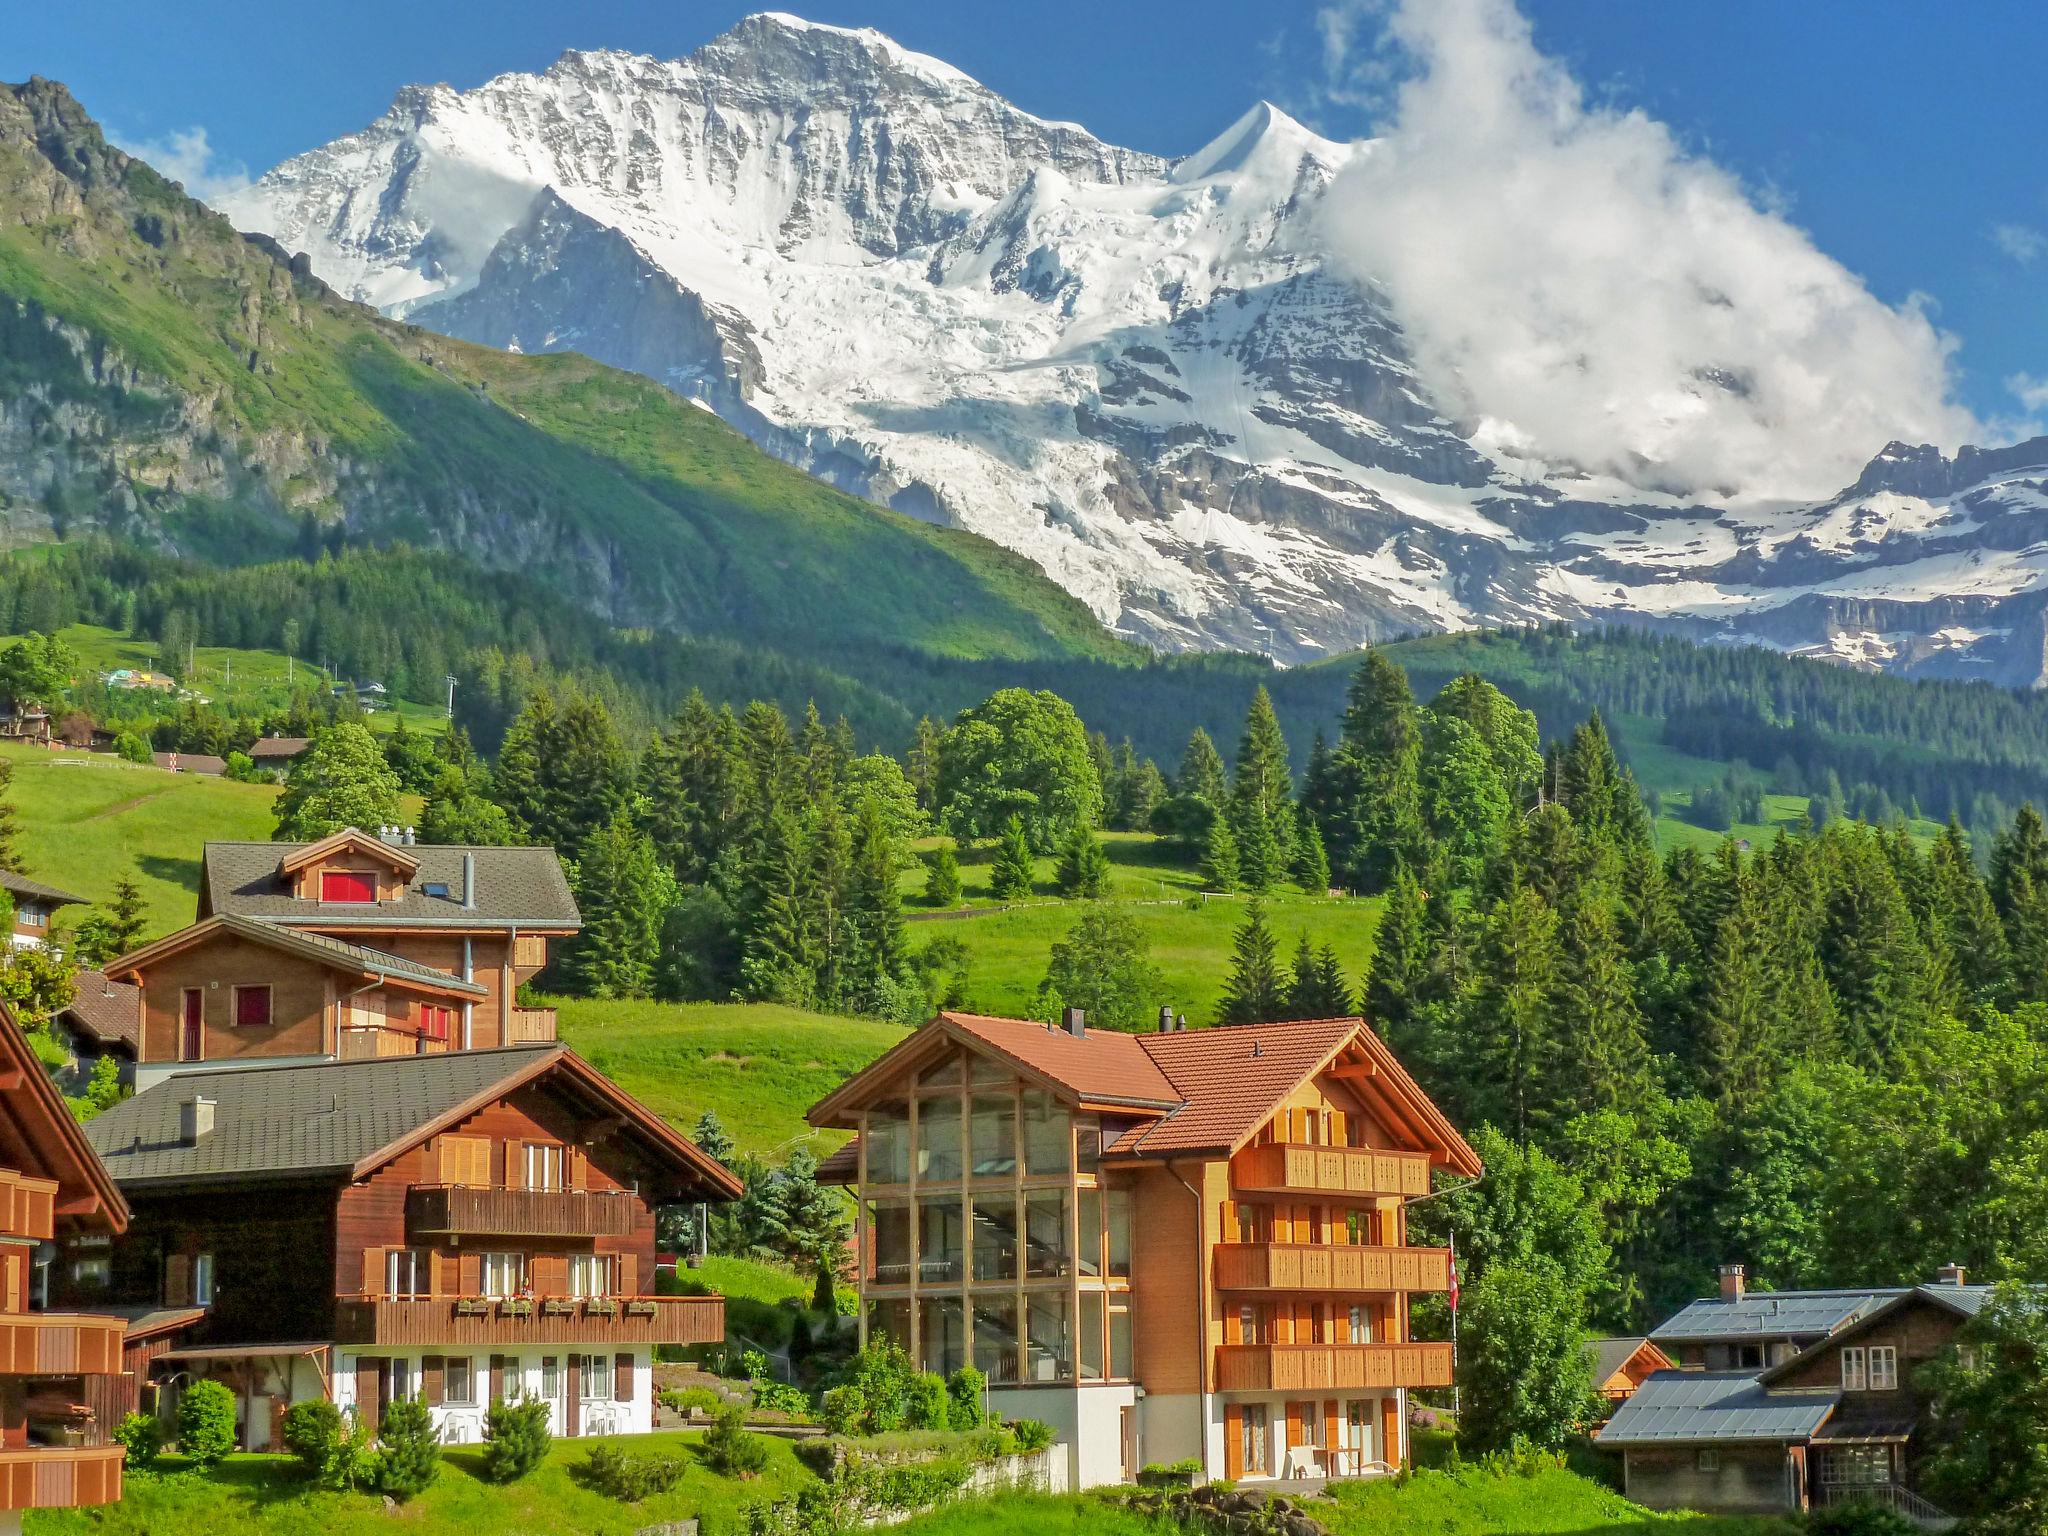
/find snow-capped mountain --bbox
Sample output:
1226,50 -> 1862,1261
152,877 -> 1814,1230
222,13 -> 2048,683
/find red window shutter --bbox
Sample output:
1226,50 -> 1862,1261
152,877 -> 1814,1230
614,1352 -> 633,1403
321,870 -> 376,903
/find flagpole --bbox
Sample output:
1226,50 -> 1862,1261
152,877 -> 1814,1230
1449,1228 -> 1461,1422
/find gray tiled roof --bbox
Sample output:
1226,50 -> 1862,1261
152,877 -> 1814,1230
85,1047 -> 560,1186
60,970 -> 140,1052
1598,1371 -> 1838,1446
1651,1289 -> 1898,1344
0,870 -> 86,907
1588,1336 -> 1657,1381
206,915 -> 487,996
201,841 -> 579,929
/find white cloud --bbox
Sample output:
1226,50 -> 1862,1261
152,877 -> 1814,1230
2009,374 -> 2048,414
1994,222 -> 2048,265
1313,0 -> 1981,500
111,126 -> 250,209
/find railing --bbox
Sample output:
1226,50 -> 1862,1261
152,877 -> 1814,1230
1214,1243 -> 1452,1295
506,1007 -> 557,1044
1230,1143 -> 1432,1201
0,1314 -> 126,1376
333,1293 -> 724,1348
512,934 -> 551,969
0,1169 -> 58,1243
407,1184 -> 637,1239
337,1026 -> 419,1061
0,1444 -> 123,1512
1214,1340 -> 1455,1393
1820,1484 -> 1956,1532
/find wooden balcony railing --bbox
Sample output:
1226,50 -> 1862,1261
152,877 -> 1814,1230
0,1314 -> 126,1376
506,1007 -> 557,1044
1215,1340 -> 1455,1393
0,1170 -> 58,1243
407,1184 -> 637,1239
1230,1143 -> 1432,1201
1214,1243 -> 1452,1295
512,934 -> 551,970
337,1026 -> 420,1061
333,1293 -> 724,1349
0,1444 -> 123,1512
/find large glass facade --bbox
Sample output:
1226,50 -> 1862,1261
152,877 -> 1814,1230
1022,1092 -> 1069,1175
1107,1188 -> 1133,1279
919,1094 -> 963,1183
920,1295 -> 966,1376
867,1107 -> 910,1184
918,1196 -> 965,1283
970,1095 -> 1018,1178
872,1202 -> 912,1286
1026,1291 -> 1071,1381
974,1294 -> 1020,1384
1023,1191 -> 1070,1279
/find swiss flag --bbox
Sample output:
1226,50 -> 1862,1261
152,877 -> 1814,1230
1447,1250 -> 1460,1314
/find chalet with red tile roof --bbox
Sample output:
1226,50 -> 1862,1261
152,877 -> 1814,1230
808,1009 -> 1480,1491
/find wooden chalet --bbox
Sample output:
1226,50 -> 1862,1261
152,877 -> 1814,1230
0,873 -> 85,953
1589,1336 -> 1673,1405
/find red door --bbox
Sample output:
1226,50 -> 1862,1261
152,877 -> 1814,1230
181,990 -> 203,1060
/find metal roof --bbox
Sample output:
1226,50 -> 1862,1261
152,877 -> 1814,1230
1650,1289 -> 1898,1344
202,839 -> 579,930
1597,1371 -> 1838,1446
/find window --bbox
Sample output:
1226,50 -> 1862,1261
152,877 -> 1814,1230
445,1356 -> 475,1406
1021,1091 -> 1069,1175
1841,1346 -> 1867,1391
1697,1448 -> 1720,1473
70,1255 -> 110,1288
193,1252 -> 215,1306
919,1196 -> 966,1283
1075,1116 -> 1102,1175
567,1254 -> 610,1299
1240,1404 -> 1271,1476
479,1252 -> 525,1298
972,1294 -> 1020,1384
320,869 -> 376,903
971,1196 -> 1018,1282
1869,1346 -> 1899,1391
1348,1304 -> 1373,1344
919,1295 -> 966,1377
1109,1303 -> 1132,1380
387,1249 -> 431,1299
870,1203 -> 912,1286
866,1109 -> 910,1184
524,1144 -> 565,1191
1079,1291 -> 1105,1381
541,1356 -> 561,1400
581,1352 -> 614,1400
918,1095 -> 963,1183
1106,1189 -> 1132,1279
1023,1190 -> 1069,1278
18,905 -> 44,928
1078,1188 -> 1103,1277
421,882 -> 451,898
1026,1292 -> 1071,1382
232,985 -> 273,1029
388,1357 -> 420,1403
970,1094 -> 1018,1178
420,1005 -> 455,1042
1239,1304 -> 1262,1345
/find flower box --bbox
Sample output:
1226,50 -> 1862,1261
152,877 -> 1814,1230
585,1298 -> 621,1317
454,1298 -> 491,1316
542,1298 -> 577,1316
624,1300 -> 658,1318
500,1298 -> 534,1318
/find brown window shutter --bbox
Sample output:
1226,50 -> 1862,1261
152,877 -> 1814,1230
423,1356 -> 444,1406
614,1352 -> 632,1403
534,1254 -> 565,1296
1223,1403 -> 1243,1481
1286,1400 -> 1305,1455
362,1248 -> 386,1296
1323,1400 -> 1340,1464
459,1253 -> 481,1295
507,1142 -> 525,1190
489,1353 -> 506,1405
356,1358 -> 384,1433
430,1251 -> 448,1298
164,1254 -> 190,1307
618,1253 -> 637,1298
569,1147 -> 587,1191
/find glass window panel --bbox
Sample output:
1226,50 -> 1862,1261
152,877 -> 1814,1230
919,1296 -> 967,1377
867,1108 -> 910,1185
867,1297 -> 911,1353
1110,1304 -> 1133,1380
968,1054 -> 1012,1087
1022,1092 -> 1070,1176
1075,1116 -> 1102,1176
971,1196 -> 1019,1282
1025,1291 -> 1071,1383
1077,1188 -> 1103,1278
918,1095 -> 962,1184
1080,1291 -> 1105,1381
871,1202 -> 912,1287
918,1195 -> 965,1284
970,1095 -> 1018,1179
1106,1188 -> 1133,1279
973,1295 -> 1020,1385
919,1053 -> 963,1087
1023,1190 -> 1070,1279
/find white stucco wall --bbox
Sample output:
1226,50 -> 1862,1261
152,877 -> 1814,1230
989,1382 -> 1135,1489
331,1347 -> 653,1441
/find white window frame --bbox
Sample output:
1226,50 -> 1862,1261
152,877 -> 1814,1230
444,1356 -> 475,1406
1348,1303 -> 1373,1345
479,1252 -> 525,1299
1868,1345 -> 1898,1391
525,1143 -> 565,1192
581,1352 -> 614,1401
387,1248 -> 430,1299
1841,1346 -> 1867,1391
389,1357 -> 419,1403
567,1254 -> 609,1299
193,1252 -> 215,1306
541,1356 -> 561,1400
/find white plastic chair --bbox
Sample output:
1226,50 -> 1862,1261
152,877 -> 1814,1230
1283,1444 -> 1320,1480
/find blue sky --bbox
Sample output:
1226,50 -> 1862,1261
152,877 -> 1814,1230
10,1 -> 2046,426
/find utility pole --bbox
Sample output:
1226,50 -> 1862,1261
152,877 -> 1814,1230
445,675 -> 458,722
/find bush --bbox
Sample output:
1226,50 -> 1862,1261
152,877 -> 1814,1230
481,1396 -> 551,1484
585,1441 -> 688,1500
661,1385 -> 725,1417
704,1403 -> 772,1479
374,1397 -> 441,1501
819,1385 -> 867,1436
1008,1418 -> 1054,1454
945,1366 -> 987,1430
905,1372 -> 949,1431
281,1399 -> 343,1476
176,1379 -> 237,1466
114,731 -> 151,765
1137,1458 -> 1202,1488
112,1411 -> 163,1472
845,1342 -> 915,1433
1806,1501 -> 1920,1536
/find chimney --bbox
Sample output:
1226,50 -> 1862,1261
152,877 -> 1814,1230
1158,1006 -> 1174,1034
1937,1262 -> 1967,1287
179,1096 -> 215,1146
462,852 -> 477,910
403,825 -> 416,846
1063,1007 -> 1086,1038
1720,1264 -> 1747,1301
1176,1012 -> 1188,1032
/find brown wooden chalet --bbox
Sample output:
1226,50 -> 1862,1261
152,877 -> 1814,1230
0,872 -> 86,953
103,827 -> 580,1086
71,1045 -> 739,1450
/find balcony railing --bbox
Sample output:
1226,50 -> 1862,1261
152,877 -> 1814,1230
0,1170 -> 57,1243
337,1026 -> 421,1061
0,1444 -> 123,1512
1215,1340 -> 1455,1393
506,1007 -> 557,1044
407,1184 -> 637,1239
0,1314 -> 126,1376
333,1293 -> 724,1348
1230,1143 -> 1432,1201
1214,1243 -> 1452,1295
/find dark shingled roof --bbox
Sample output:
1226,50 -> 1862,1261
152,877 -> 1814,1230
246,737 -> 311,759
1597,1371 -> 1839,1446
0,871 -> 87,907
201,840 -> 579,930
1588,1336 -> 1667,1383
211,914 -> 487,995
60,970 -> 140,1052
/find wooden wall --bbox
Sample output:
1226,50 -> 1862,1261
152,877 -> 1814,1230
135,935 -> 334,1062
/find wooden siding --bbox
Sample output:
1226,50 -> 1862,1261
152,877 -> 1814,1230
1126,1165 -> 1205,1397
333,1295 -> 721,1348
0,1171 -> 56,1243
407,1185 -> 636,1240
1230,1144 -> 1432,1201
1214,1340 -> 1455,1393
1213,1243 -> 1451,1295
0,1314 -> 124,1375
134,933 -> 334,1063
0,1444 -> 123,1512
506,1008 -> 557,1045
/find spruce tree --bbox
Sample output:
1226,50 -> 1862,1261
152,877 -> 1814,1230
1218,900 -> 1287,1025
1931,819 -> 2009,1002
1333,649 -> 1425,892
1295,817 -> 1332,895
1054,824 -> 1112,899
1201,815 -> 1241,893
1287,935 -> 1354,1019
1365,862 -> 1429,1050
1551,892 -> 1653,1119
803,793 -> 854,1009
1230,685 -> 1294,886
0,759 -> 22,873
843,801 -> 906,1014
1176,727 -> 1228,807
104,871 -> 148,955
562,813 -> 664,999
925,841 -> 963,908
1237,808 -> 1283,894
741,810 -> 818,1007
988,815 -> 1035,901
1697,877 -> 1777,1111
1459,882 -> 1561,1144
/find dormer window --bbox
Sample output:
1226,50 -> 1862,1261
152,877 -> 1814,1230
320,870 -> 376,904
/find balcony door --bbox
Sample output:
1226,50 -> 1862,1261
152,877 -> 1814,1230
181,989 -> 203,1060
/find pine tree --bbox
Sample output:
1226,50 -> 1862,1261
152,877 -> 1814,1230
988,815 -> 1035,901
1294,816 -> 1332,895
908,716 -> 944,815
1697,875 -> 1778,1111
1218,900 -> 1287,1025
843,800 -> 905,1014
1176,727 -> 1228,806
1550,891 -> 1653,1118
925,841 -> 963,907
104,871 -> 147,955
1931,819 -> 2008,1002
1459,882 -> 1561,1143
486,691 -> 555,840
0,759 -> 22,873
1286,935 -> 1353,1019
1819,827 -> 1930,1071
1230,685 -> 1294,888
693,1110 -> 738,1168
1364,862 -> 1429,1050
741,810 -> 818,1007
1332,649 -> 1425,892
803,793 -> 854,1009
1054,824 -> 1112,899
1237,809 -> 1283,893
561,813 -> 665,999
1201,815 -> 1241,893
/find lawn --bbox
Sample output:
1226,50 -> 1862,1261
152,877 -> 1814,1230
552,997 -> 906,1158
26,1429 -> 815,1536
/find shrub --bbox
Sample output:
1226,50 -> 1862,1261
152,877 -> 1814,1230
1008,1418 -> 1054,1454
114,732 -> 151,765
481,1396 -> 551,1484
661,1385 -> 725,1417
704,1403 -> 772,1479
945,1366 -> 987,1430
1409,1404 -> 1441,1430
112,1411 -> 163,1472
374,1397 -> 441,1501
281,1399 -> 343,1476
819,1385 -> 867,1436
585,1441 -> 688,1500
905,1372 -> 949,1431
1806,1501 -> 1920,1536
176,1379 -> 237,1466
1137,1458 -> 1202,1488
744,1348 -> 809,1417
845,1343 -> 915,1432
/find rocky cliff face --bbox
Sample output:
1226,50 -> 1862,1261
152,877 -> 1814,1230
224,15 -> 2048,682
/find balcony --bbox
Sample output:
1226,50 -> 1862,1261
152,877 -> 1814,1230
1215,1340 -> 1455,1393
0,1170 -> 57,1243
0,1314 -> 126,1376
0,1444 -> 123,1512
407,1184 -> 637,1240
1215,1243 -> 1452,1295
506,1007 -> 557,1044
333,1293 -> 724,1349
1230,1143 -> 1432,1201
337,1026 -> 421,1061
